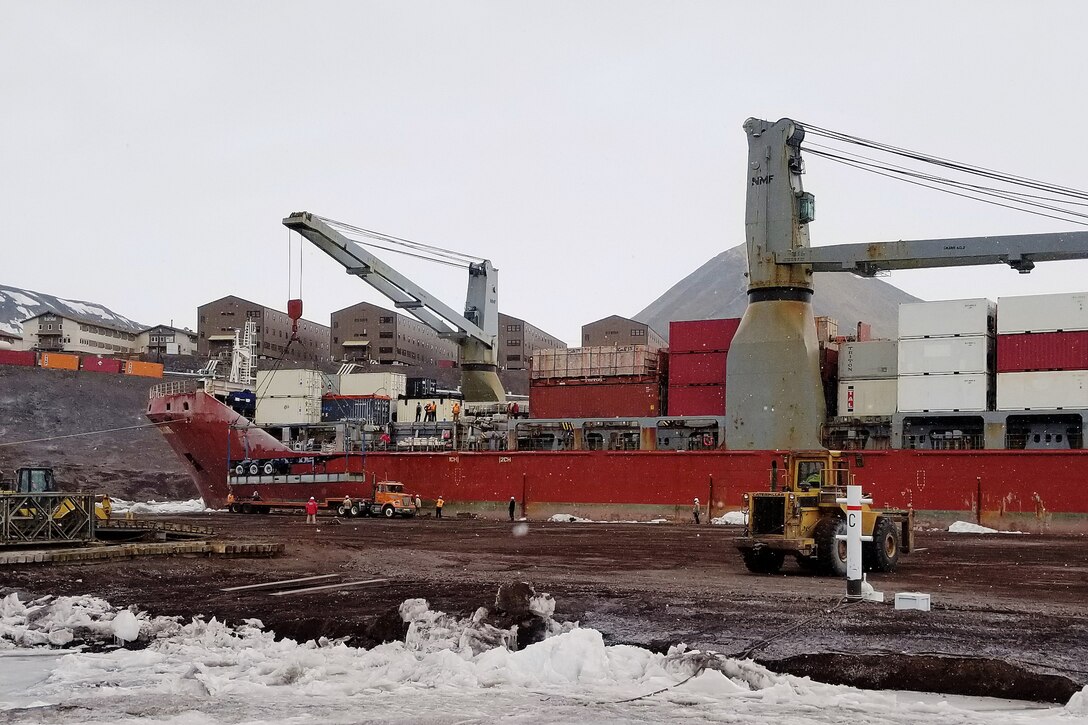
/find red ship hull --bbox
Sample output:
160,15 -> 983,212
148,391 -> 1088,531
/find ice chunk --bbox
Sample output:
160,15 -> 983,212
948,521 -> 1024,535
712,510 -> 746,525
111,611 -> 141,643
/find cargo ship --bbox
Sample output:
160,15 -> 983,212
146,293 -> 1088,531
146,118 -> 1088,530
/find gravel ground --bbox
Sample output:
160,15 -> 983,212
2,513 -> 1086,702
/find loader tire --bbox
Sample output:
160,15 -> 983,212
815,516 -> 848,577
741,547 -> 785,574
865,516 -> 901,573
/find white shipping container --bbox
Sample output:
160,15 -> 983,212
254,395 -> 322,425
839,341 -> 898,379
996,370 -> 1088,410
997,292 -> 1088,334
837,379 -> 897,417
255,369 -> 334,397
339,371 -> 407,398
897,374 -> 990,412
898,298 -> 995,339
897,336 -> 991,375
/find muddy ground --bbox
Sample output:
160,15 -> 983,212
2,514 -> 1086,702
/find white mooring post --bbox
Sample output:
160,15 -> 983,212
836,485 -> 880,601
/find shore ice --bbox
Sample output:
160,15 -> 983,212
0,592 -> 1083,723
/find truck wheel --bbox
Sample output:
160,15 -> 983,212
865,517 -> 901,572
262,462 -> 274,475
337,505 -> 349,516
382,504 -> 395,518
741,547 -> 784,574
241,503 -> 253,514
248,463 -> 259,476
350,504 -> 361,517
234,464 -> 246,476
815,516 -> 848,577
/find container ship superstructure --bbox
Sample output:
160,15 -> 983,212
146,117 -> 1088,530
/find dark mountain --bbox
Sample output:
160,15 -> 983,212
635,244 -> 920,340
0,284 -> 145,340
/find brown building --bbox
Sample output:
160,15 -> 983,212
498,313 -> 566,370
197,295 -> 330,362
330,301 -> 458,365
581,314 -> 666,350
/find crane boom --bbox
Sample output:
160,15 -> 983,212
283,211 -> 505,403
776,231 -> 1088,276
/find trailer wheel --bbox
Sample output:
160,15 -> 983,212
815,516 -> 848,577
248,463 -> 259,476
382,504 -> 395,518
262,462 -> 274,475
337,505 -> 349,516
234,464 -> 246,476
741,547 -> 785,574
241,503 -> 253,514
865,517 -> 901,572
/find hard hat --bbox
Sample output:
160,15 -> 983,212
309,496 -> 315,500
694,498 -> 699,502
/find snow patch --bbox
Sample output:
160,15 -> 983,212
109,498 -> 210,515
547,513 -> 668,524
948,521 -> 1025,535
712,510 -> 746,525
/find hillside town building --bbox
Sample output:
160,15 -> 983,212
497,313 -> 567,370
20,311 -> 140,354
581,315 -> 666,350
197,296 -> 330,363
330,301 -> 458,365
137,325 -> 198,357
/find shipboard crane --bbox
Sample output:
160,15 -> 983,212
727,117 -> 1088,451
282,211 -> 505,403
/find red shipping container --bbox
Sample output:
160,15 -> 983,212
667,384 -> 726,416
669,352 -> 727,386
997,331 -> 1088,372
0,349 -> 36,367
530,380 -> 660,418
669,319 -> 741,354
81,356 -> 124,373
820,346 -> 839,382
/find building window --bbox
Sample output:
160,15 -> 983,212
379,331 -> 393,338
507,354 -> 521,362
246,310 -> 262,318
506,324 -> 522,332
379,316 -> 394,324
379,346 -> 393,354
507,339 -> 521,346
333,321 -> 339,329
631,329 -> 645,337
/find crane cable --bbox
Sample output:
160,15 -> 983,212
316,216 -> 481,269
796,121 -> 1088,227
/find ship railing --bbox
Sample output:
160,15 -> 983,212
149,379 -> 199,399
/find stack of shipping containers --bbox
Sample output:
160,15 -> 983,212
323,371 -> 404,424
530,346 -> 662,418
896,299 -> 995,413
996,293 -> 1088,409
666,319 -> 739,416
836,340 -> 897,417
254,369 -> 335,426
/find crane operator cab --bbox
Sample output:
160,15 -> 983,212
796,459 -> 825,491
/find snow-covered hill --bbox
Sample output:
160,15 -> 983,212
0,284 -> 145,338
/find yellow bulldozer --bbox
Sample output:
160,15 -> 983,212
734,451 -> 914,575
2,467 -> 112,520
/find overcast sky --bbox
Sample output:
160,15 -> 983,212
3,2 -> 1087,345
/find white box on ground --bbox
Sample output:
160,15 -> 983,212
894,592 -> 931,611
897,336 -> 991,376
899,298 -> 995,339
998,292 -> 1088,334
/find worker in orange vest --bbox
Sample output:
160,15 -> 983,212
452,401 -> 461,422
436,495 -> 444,519
305,496 -> 318,524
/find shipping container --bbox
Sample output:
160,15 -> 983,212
321,395 -> 392,424
997,371 -> 1088,410
666,384 -> 726,416
898,298 -> 995,339
39,352 -> 79,371
339,371 -> 406,398
407,377 -> 438,398
255,369 -> 331,396
531,345 -> 660,380
0,349 -> 36,367
123,360 -> 165,378
997,331 -> 1088,373
819,345 -> 839,383
897,373 -> 990,412
254,395 -> 322,426
669,319 -> 741,354
668,352 -> 727,386
839,341 -> 898,379
897,336 -> 991,376
814,316 -> 839,343
997,292 -> 1088,334
531,379 -> 661,418
837,379 -> 897,417
81,357 -> 124,374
